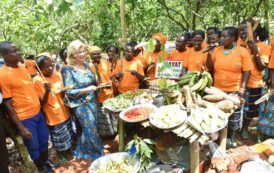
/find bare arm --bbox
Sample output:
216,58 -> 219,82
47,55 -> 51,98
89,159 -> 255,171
40,83 -> 51,106
2,98 -> 32,139
239,71 -> 251,98
248,41 -> 265,71
206,52 -> 214,72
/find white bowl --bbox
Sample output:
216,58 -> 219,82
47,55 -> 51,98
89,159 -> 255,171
88,152 -> 140,173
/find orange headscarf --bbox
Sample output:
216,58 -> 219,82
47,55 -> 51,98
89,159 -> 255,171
152,32 -> 167,44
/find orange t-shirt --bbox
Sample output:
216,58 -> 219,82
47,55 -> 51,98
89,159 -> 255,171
33,72 -> 70,126
24,59 -> 37,76
269,51 -> 274,69
202,41 -> 208,49
142,51 -> 169,79
247,42 -> 271,88
168,49 -> 189,67
112,57 -> 144,93
212,46 -> 254,92
185,48 -> 207,72
0,65 -> 40,120
90,59 -> 113,103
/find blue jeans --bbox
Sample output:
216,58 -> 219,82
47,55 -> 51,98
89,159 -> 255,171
22,111 -> 49,160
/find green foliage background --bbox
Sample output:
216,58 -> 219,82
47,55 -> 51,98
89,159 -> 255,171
0,0 -> 273,56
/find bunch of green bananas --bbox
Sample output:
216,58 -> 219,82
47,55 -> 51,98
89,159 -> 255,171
177,71 -> 213,92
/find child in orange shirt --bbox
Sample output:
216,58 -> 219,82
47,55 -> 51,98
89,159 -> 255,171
112,42 -> 145,93
185,30 -> 208,72
239,19 -> 271,140
89,46 -> 117,137
33,55 -> 74,164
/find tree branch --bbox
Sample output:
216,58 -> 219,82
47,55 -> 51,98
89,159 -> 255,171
157,0 -> 188,30
252,0 -> 264,16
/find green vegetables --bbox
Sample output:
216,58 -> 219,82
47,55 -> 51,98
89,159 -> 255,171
103,98 -> 132,112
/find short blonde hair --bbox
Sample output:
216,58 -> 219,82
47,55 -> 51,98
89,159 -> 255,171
67,40 -> 85,66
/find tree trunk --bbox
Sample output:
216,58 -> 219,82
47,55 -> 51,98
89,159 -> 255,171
120,0 -> 127,49
263,0 -> 269,31
3,118 -> 38,173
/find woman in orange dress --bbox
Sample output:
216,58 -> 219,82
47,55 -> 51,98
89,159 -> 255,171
185,30 -> 207,72
112,42 -> 145,94
206,27 -> 254,147
89,46 -> 117,138
142,33 -> 169,80
168,33 -> 190,75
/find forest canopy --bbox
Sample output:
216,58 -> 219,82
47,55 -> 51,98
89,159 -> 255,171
0,0 -> 273,55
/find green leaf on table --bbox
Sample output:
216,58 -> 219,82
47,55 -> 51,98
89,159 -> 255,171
159,78 -> 167,90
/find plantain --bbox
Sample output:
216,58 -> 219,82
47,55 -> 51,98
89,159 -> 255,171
191,77 -> 204,92
188,74 -> 198,87
204,71 -> 213,86
178,78 -> 192,86
198,75 -> 208,91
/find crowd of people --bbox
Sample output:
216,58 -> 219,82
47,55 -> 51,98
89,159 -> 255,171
0,17 -> 273,173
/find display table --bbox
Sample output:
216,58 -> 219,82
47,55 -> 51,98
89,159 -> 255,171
117,118 -> 228,173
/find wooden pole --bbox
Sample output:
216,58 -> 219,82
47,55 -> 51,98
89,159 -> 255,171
190,140 -> 200,173
118,118 -> 125,151
263,0 -> 269,31
120,0 -> 127,48
219,126 -> 228,151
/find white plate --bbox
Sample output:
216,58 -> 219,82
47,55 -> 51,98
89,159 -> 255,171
88,152 -> 140,173
120,104 -> 157,123
103,98 -> 132,113
204,118 -> 228,134
149,104 -> 187,129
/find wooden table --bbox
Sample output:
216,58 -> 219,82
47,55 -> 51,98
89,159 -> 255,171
118,119 -> 228,173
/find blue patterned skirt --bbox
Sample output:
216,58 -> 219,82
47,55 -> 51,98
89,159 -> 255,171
258,95 -> 274,137
72,102 -> 104,160
48,118 -> 74,151
244,87 -> 263,119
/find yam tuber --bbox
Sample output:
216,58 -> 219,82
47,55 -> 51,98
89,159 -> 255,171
216,100 -> 234,113
204,87 -> 225,95
203,94 -> 225,102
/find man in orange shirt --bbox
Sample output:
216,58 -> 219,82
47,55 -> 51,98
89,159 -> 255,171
0,41 -> 57,172
168,33 -> 190,75
112,42 -> 145,93
142,33 -> 169,80
185,30 -> 208,72
89,46 -> 117,137
33,55 -> 74,164
206,27 -> 253,147
238,19 -> 271,140
24,54 -> 37,77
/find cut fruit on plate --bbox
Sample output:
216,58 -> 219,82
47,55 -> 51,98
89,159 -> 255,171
149,104 -> 187,129
120,104 -> 157,123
